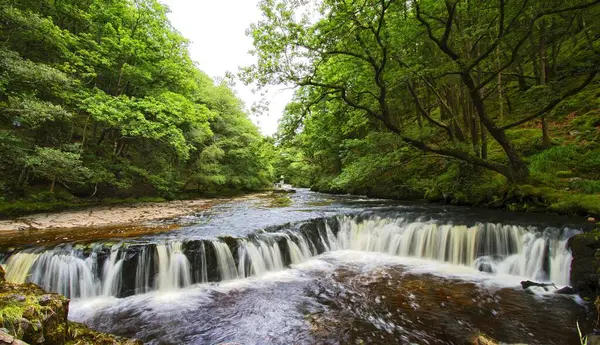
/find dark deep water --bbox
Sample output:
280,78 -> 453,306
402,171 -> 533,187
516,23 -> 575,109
1,190 -> 594,344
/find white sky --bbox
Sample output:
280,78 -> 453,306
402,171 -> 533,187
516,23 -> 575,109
161,0 -> 294,136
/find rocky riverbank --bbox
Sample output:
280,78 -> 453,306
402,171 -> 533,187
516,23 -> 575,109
0,267 -> 140,345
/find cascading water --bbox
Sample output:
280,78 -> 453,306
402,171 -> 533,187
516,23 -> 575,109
102,246 -> 124,296
6,249 -> 98,298
135,246 -> 152,294
155,241 -> 192,291
1,214 -> 579,299
331,216 -> 574,284
238,239 -> 285,277
212,241 -> 238,281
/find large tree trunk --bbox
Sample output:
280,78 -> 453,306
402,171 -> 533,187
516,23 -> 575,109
462,72 -> 529,183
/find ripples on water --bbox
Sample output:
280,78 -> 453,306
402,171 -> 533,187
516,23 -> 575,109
0,190 -> 594,344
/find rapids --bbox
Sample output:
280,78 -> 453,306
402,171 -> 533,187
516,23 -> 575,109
0,190 -> 593,344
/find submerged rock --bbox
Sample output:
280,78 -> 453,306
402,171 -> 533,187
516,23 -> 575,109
0,270 -> 141,345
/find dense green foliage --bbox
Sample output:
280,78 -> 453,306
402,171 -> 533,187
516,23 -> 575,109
247,0 -> 600,215
0,0 -> 274,205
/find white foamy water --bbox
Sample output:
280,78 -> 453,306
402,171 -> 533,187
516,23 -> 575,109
2,214 -> 579,299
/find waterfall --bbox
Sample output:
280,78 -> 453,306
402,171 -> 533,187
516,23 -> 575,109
102,246 -> 124,296
331,216 -> 574,284
135,246 -> 152,294
27,250 -> 98,298
155,242 -> 192,291
286,233 -> 313,264
4,252 -> 39,283
1,215 -> 579,299
238,239 -> 285,277
212,241 -> 238,281
199,242 -> 208,284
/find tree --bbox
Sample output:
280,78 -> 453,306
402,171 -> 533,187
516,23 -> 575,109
244,0 -> 599,183
0,0 -> 274,200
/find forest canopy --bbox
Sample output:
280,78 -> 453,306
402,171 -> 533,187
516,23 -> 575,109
247,0 -> 600,215
0,0 -> 274,204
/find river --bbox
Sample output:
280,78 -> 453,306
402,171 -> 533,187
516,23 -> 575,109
0,190 -> 594,344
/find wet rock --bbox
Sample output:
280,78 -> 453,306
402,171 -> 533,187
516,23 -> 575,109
520,280 -> 557,290
569,231 -> 600,299
66,321 -> 142,345
555,286 -> 576,294
0,266 -> 5,281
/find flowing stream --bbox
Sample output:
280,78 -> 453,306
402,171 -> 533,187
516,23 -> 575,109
0,190 -> 593,344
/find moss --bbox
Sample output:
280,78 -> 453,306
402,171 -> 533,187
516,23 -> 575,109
0,279 -> 140,345
508,185 -> 600,217
469,333 -> 499,345
66,321 -> 142,345
506,128 -> 544,156
556,170 -> 574,178
0,304 -> 24,336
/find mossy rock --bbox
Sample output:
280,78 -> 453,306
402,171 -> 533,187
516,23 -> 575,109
0,283 -> 68,345
66,322 -> 141,345
569,230 -> 600,299
0,280 -> 140,345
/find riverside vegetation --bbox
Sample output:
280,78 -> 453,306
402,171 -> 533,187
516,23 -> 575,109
0,0 -> 275,217
248,0 -> 600,218
1,0 -> 598,218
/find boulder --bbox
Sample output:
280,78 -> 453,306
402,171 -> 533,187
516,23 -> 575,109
0,280 -> 141,345
569,231 -> 600,300
0,330 -> 28,345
